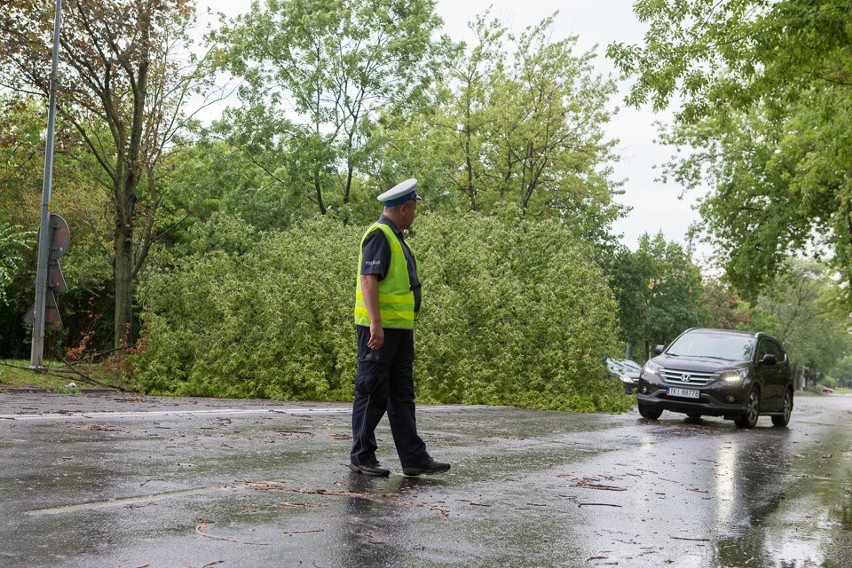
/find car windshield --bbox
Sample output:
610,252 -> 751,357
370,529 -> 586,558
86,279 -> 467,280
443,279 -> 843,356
666,331 -> 754,362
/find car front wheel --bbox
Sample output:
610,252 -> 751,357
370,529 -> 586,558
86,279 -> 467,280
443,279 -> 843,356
638,403 -> 663,420
735,388 -> 760,429
772,389 -> 793,427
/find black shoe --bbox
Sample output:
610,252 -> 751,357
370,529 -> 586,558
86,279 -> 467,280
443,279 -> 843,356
402,457 -> 450,477
349,461 -> 391,477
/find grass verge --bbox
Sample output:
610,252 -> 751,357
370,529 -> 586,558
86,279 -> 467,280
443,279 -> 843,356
0,359 -> 134,392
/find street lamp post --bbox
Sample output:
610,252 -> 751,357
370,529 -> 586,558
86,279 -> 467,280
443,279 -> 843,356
29,0 -> 63,370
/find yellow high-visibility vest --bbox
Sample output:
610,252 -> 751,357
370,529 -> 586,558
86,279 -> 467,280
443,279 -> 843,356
354,223 -> 419,329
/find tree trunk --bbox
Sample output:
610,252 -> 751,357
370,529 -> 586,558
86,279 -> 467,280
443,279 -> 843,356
110,1 -> 150,350
113,210 -> 134,349
315,171 -> 326,214
344,163 -> 354,205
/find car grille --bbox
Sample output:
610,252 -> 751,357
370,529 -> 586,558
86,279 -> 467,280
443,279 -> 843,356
662,369 -> 714,386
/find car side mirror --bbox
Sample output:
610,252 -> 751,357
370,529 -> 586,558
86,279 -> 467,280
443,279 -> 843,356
654,344 -> 665,355
760,353 -> 778,366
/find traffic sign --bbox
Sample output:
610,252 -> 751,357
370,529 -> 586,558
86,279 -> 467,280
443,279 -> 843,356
26,213 -> 70,331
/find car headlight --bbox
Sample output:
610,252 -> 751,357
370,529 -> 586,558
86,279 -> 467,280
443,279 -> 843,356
720,369 -> 747,382
620,374 -> 633,384
643,361 -> 662,379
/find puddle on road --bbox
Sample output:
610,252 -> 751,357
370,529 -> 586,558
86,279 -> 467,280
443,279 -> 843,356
708,434 -> 852,568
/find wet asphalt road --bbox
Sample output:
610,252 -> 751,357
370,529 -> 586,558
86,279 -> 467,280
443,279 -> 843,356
1,392 -> 850,568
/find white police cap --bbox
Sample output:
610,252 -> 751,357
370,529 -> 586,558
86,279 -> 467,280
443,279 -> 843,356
377,178 -> 421,206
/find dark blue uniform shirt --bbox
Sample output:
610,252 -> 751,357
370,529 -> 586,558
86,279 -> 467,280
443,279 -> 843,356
360,215 -> 421,314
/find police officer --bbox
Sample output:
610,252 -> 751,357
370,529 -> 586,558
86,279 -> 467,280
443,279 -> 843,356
349,178 -> 451,477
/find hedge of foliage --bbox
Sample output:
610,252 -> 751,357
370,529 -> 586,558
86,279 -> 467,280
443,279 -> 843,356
132,211 -> 631,412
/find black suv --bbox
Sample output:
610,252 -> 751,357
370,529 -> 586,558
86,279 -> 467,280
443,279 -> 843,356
636,328 -> 794,428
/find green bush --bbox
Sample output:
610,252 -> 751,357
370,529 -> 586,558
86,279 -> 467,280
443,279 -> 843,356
414,212 -> 626,411
135,214 -> 357,399
131,211 -> 630,411
0,223 -> 31,306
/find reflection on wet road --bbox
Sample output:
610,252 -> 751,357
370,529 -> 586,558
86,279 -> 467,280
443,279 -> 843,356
0,393 -> 849,567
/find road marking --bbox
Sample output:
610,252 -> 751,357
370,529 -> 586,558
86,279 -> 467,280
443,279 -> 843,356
25,486 -> 239,516
0,407 -> 352,421
0,404 -> 481,422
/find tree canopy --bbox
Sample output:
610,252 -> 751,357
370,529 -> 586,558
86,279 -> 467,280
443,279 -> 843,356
214,0 -> 455,215
608,0 -> 852,304
750,260 -> 852,385
393,13 -> 623,232
0,0 -> 216,347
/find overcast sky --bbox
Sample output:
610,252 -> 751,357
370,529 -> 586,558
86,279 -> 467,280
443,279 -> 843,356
195,0 -> 707,260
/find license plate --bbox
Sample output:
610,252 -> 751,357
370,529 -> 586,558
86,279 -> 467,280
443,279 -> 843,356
668,387 -> 700,399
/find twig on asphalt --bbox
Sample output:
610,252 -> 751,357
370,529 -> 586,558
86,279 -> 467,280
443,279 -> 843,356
273,430 -> 315,436
282,529 -> 324,537
242,482 -> 372,499
195,519 -> 269,546
568,477 -> 627,491
578,483 -> 626,492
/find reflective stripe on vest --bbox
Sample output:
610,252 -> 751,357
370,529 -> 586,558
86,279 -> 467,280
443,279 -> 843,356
354,222 -> 419,329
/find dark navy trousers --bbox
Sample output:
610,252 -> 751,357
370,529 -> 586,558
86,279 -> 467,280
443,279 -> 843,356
350,325 -> 428,468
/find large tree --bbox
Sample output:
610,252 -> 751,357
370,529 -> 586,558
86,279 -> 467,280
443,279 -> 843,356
700,278 -> 752,331
425,13 -> 505,212
448,13 -> 621,220
634,232 -> 707,356
608,0 -> 852,304
830,355 -> 852,386
216,0 -> 454,214
751,260 -> 851,386
0,94 -> 113,357
597,244 -> 647,358
378,12 -> 624,242
495,14 -> 619,220
0,0 -> 215,348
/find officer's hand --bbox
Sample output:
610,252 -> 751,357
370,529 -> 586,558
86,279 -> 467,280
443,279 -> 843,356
368,322 -> 384,350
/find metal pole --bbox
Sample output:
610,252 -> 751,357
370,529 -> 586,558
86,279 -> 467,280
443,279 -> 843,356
29,0 -> 63,370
